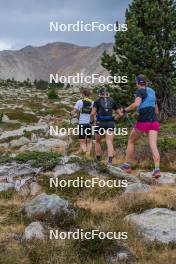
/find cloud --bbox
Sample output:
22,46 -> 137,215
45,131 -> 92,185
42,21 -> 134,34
0,40 -> 14,51
0,0 -> 131,50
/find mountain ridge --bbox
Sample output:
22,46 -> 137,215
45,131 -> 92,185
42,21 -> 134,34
0,42 -> 113,82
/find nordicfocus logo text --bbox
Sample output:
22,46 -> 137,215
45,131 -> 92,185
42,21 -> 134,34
50,73 -> 127,84
50,229 -> 128,240
50,126 -> 128,137
50,21 -> 128,32
50,177 -> 128,189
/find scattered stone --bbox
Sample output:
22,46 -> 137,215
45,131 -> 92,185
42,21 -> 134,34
15,176 -> 33,191
29,182 -> 42,196
23,193 -> 70,219
0,182 -> 14,192
2,114 -> 10,122
60,155 -> 81,164
107,165 -> 139,183
9,153 -> 17,158
116,252 -> 129,261
0,163 -> 40,182
110,252 -> 129,262
54,163 -> 81,177
71,117 -> 78,125
23,222 -> 45,240
140,171 -> 176,185
0,142 -> 9,148
0,124 -> 48,141
10,136 -> 30,148
125,183 -> 150,193
125,208 -> 176,243
19,184 -> 30,197
24,110 -> 35,115
24,138 -> 66,152
107,247 -> 134,263
2,114 -> 19,124
31,133 -> 38,143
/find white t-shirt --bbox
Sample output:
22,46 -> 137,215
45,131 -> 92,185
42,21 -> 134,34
74,99 -> 94,124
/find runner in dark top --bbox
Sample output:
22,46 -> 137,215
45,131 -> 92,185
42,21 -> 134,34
120,74 -> 161,178
91,87 -> 123,165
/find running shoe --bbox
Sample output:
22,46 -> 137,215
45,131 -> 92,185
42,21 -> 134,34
119,163 -> 132,173
152,168 -> 161,179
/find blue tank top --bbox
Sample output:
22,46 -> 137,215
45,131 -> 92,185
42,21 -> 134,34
138,87 -> 156,110
136,87 -> 158,122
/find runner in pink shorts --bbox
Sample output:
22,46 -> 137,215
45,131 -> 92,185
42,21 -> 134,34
119,74 -> 161,178
135,121 -> 160,133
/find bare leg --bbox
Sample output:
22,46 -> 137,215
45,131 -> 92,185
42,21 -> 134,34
148,130 -> 160,168
95,134 -> 103,156
80,139 -> 87,153
86,138 -> 92,153
105,132 -> 114,158
126,128 -> 140,162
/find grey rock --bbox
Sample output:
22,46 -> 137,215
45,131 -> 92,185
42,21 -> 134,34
9,153 -> 17,158
125,208 -> 176,243
10,136 -> 30,148
15,176 -> 33,191
71,117 -> 78,125
23,193 -> 70,218
140,172 -> 176,185
60,155 -> 81,164
54,163 -> 81,177
0,124 -> 48,141
125,183 -> 150,193
0,182 -> 14,192
23,222 -> 45,240
2,114 -> 10,122
0,163 -> 39,182
107,165 -> 139,183
29,182 -> 42,196
24,138 -> 66,152
19,184 -> 30,197
107,248 -> 134,263
31,133 -> 38,143
0,142 -> 9,148
117,252 -> 129,261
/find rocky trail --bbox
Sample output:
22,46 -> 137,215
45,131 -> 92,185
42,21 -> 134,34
0,82 -> 176,263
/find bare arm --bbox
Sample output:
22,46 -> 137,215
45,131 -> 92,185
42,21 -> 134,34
116,108 -> 124,118
91,107 -> 97,124
70,108 -> 78,116
125,97 -> 142,112
155,104 -> 159,115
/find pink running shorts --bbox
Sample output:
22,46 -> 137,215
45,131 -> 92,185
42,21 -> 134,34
135,121 -> 160,133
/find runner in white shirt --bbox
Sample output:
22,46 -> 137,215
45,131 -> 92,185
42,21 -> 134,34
71,89 -> 94,157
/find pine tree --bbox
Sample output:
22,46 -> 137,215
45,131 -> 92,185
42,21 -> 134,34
102,0 -> 176,119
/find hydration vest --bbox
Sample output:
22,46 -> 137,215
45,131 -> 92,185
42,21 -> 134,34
97,97 -> 114,121
81,98 -> 92,114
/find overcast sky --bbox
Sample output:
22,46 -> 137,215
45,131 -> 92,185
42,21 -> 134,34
0,0 -> 131,50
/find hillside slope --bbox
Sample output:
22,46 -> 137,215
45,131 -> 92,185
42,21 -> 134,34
0,42 -> 113,81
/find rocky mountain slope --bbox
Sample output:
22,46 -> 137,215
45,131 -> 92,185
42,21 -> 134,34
0,80 -> 176,263
0,42 -> 113,81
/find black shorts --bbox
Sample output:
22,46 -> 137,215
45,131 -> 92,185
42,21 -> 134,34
95,121 -> 115,135
79,124 -> 92,139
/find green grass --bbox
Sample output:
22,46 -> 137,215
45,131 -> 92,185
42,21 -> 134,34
0,122 -> 21,131
14,151 -> 62,170
158,137 -> 176,152
0,151 -> 62,171
4,110 -> 38,123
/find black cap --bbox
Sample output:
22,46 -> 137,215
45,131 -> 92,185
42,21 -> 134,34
99,87 -> 109,96
135,75 -> 147,84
